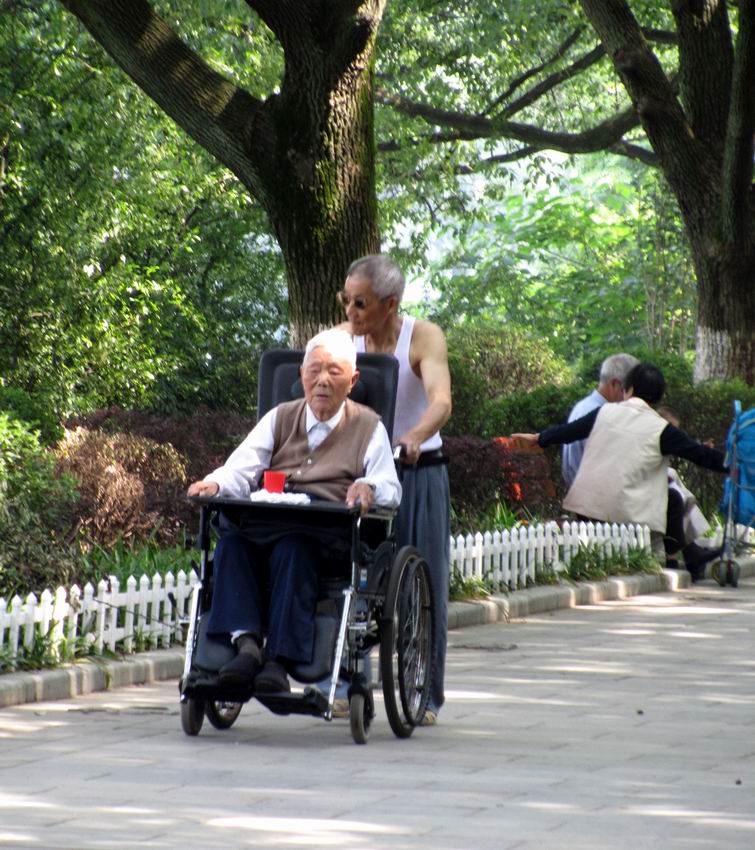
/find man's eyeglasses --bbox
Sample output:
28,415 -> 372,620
336,291 -> 370,310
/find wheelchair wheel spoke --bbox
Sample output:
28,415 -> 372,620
380,547 -> 434,738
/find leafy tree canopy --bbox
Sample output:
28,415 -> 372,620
0,2 -> 287,417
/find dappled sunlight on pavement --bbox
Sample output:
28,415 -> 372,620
1,578 -> 753,849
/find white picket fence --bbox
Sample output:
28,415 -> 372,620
0,570 -> 199,664
450,519 -> 652,588
0,519 -> 661,664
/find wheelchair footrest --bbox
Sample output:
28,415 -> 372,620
256,686 -> 328,717
181,672 -> 254,704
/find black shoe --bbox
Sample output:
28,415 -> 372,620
254,660 -> 291,694
218,652 -> 261,688
683,543 -> 724,581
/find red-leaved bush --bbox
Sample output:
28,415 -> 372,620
443,435 -> 557,524
55,428 -> 188,546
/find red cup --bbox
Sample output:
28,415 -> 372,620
263,470 -> 287,493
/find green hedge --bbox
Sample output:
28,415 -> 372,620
0,414 -> 79,598
464,378 -> 754,518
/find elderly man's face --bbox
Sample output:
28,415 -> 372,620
339,274 -> 394,336
301,346 -> 358,421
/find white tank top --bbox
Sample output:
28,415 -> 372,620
354,315 -> 442,452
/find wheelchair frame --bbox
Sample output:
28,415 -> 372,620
179,495 -> 434,744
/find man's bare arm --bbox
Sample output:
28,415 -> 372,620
397,320 -> 452,463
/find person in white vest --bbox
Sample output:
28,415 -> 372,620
513,363 -> 727,581
336,255 -> 452,726
561,353 -> 639,487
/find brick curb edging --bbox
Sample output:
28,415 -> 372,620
2,557 -> 753,710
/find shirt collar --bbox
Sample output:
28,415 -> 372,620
305,401 -> 346,434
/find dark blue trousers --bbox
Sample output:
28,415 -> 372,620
205,531 -> 319,664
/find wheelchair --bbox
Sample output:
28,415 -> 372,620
179,350 -> 435,744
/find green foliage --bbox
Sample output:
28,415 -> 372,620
0,623 -> 59,672
449,570 -> 495,602
576,347 -> 694,391
665,381 -> 755,518
423,160 -> 697,364
443,321 -> 571,436
0,386 -> 63,445
563,543 -> 661,583
78,535 -> 195,590
0,3 -> 287,420
483,384 -> 589,439
0,415 -> 79,599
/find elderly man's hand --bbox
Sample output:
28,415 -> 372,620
346,481 -> 374,515
187,480 -> 220,498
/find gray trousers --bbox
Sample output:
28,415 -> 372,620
396,462 -> 450,713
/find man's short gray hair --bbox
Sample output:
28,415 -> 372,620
304,329 -> 357,371
599,353 -> 640,385
346,254 -> 405,302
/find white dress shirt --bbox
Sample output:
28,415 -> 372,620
561,389 -> 607,487
205,402 -> 401,508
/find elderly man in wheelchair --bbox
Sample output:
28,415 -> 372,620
182,329 -> 434,743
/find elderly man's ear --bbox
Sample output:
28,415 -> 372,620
350,369 -> 359,391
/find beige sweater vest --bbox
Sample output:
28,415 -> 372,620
270,398 -> 378,502
563,397 -> 669,532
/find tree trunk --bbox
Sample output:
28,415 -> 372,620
60,0 -> 385,346
258,53 -> 381,345
578,0 -> 754,383
692,242 -> 755,383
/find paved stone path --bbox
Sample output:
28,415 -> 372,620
2,578 -> 754,850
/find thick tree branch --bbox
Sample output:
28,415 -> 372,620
501,43 -> 606,119
671,0 -> 734,148
578,0 -> 706,206
377,88 -> 642,156
61,0 -> 269,194
484,26 -> 586,116
721,0 -> 755,243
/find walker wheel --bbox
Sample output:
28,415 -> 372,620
729,563 -> 740,589
714,561 -> 726,587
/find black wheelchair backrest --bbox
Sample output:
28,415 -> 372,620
257,349 -> 399,441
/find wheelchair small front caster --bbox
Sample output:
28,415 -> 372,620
349,692 -> 373,745
180,696 -> 205,736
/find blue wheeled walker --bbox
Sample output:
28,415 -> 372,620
714,400 -> 755,587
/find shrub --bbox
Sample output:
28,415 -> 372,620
575,347 -> 694,391
67,406 -> 255,483
444,435 -> 558,532
663,379 -> 755,517
444,322 -> 571,436
55,428 -> 188,547
0,415 -> 79,598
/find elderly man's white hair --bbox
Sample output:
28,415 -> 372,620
304,329 -> 357,371
599,353 -> 640,385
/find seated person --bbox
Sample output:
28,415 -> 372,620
186,330 -> 401,693
512,363 -> 727,581
656,406 -> 722,570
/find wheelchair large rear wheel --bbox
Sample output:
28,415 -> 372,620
380,546 -> 434,739
205,700 -> 243,730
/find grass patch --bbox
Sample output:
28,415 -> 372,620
563,543 -> 661,583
